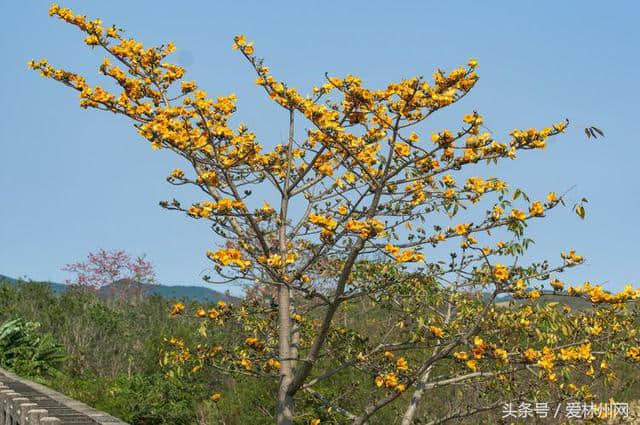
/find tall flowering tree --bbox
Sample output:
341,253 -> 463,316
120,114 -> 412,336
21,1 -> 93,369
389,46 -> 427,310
63,248 -> 156,300
32,5 -> 640,424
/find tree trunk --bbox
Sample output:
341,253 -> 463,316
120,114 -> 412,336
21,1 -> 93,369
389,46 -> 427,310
401,364 -> 434,424
276,388 -> 294,425
276,283 -> 294,424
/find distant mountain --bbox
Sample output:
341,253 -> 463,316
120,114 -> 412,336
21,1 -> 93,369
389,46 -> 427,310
0,274 -> 236,303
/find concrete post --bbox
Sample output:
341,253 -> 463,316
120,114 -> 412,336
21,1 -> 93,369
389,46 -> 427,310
26,409 -> 48,425
2,392 -> 19,425
17,402 -> 37,424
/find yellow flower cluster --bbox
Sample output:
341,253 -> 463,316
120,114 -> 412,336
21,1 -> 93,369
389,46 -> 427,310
188,199 -> 245,218
523,348 -> 539,363
374,372 -> 404,392
493,348 -> 508,363
266,358 -> 281,371
559,343 -> 594,363
257,252 -> 297,268
509,122 -> 566,150
245,337 -> 265,352
626,347 -> 640,362
345,218 -> 385,238
207,248 -> 251,270
384,244 -> 424,263
561,250 -> 584,265
568,282 -> 640,304
308,213 -> 337,230
536,347 -> 556,371
465,176 -> 488,194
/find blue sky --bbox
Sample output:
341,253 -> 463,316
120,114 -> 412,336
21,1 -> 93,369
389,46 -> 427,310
1,1 -> 638,295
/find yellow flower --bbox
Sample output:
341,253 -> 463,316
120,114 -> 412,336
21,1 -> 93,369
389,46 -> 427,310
233,34 -> 247,49
491,205 -> 503,221
626,347 -> 640,362
240,357 -> 252,370
383,372 -> 398,388
494,348 -> 508,363
384,351 -> 395,360
170,168 -> 184,179
546,192 -> 558,203
465,360 -> 477,371
454,223 -> 470,235
432,233 -> 445,242
396,357 -> 409,372
394,142 -> 410,157
243,42 -> 255,55
453,351 -> 469,361
260,202 -> 274,215
180,81 -> 196,93
337,204 -> 348,215
468,58 -> 478,68
523,348 -> 539,363
210,393 -> 221,402
170,302 -> 185,316
429,325 -> 444,338
266,358 -> 281,371
492,263 -> 509,281
562,250 -> 583,264
550,279 -> 564,291
374,375 -> 384,388
588,322 -> 603,336
344,172 -> 356,183
529,201 -> 544,217
510,209 -> 526,221
472,336 -> 486,359
310,420 -> 321,425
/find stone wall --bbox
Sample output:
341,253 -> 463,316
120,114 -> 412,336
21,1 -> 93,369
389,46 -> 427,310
0,367 -> 128,425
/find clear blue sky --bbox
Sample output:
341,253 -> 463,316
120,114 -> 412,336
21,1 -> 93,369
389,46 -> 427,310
1,1 -> 638,295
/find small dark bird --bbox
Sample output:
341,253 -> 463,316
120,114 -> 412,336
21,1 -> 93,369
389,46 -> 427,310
584,126 -> 605,140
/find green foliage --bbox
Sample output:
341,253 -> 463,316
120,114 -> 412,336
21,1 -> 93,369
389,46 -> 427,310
0,317 -> 65,377
0,279 -> 638,424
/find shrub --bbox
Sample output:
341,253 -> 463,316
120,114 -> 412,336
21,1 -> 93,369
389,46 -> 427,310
0,317 -> 65,377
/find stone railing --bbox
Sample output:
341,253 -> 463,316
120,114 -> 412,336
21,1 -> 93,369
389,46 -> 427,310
0,368 -> 128,425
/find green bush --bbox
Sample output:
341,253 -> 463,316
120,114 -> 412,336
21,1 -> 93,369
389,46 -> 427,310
0,317 -> 65,377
